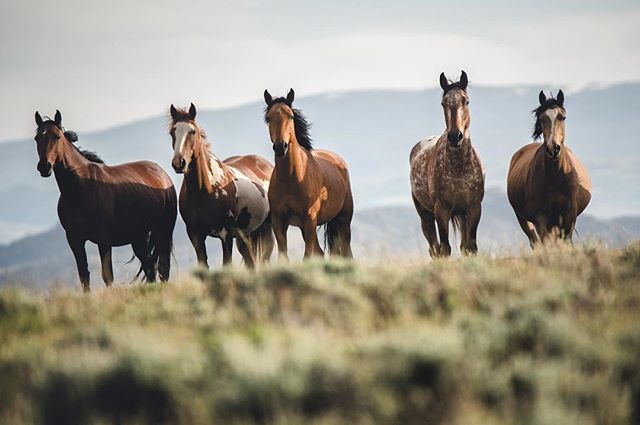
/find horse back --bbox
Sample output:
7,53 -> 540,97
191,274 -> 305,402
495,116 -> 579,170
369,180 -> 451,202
224,155 -> 273,184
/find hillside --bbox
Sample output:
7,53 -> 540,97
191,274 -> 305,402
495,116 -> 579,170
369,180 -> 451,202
2,189 -> 640,289
1,243 -> 639,424
1,84 -> 639,244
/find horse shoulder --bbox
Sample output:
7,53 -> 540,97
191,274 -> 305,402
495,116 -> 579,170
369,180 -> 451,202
565,148 -> 592,192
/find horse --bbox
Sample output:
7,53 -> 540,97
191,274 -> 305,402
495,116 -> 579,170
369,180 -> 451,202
263,89 -> 353,259
169,103 -> 274,268
33,110 -> 177,292
507,90 -> 591,247
410,71 -> 485,257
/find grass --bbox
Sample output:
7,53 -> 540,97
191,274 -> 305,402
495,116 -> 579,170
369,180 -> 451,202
0,242 -> 639,424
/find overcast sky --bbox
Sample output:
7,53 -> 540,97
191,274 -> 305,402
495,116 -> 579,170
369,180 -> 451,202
1,0 -> 638,141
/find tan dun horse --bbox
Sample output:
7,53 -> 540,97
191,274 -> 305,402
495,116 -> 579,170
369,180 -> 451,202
263,89 -> 353,259
410,71 -> 485,257
507,90 -> 591,246
169,103 -> 274,268
34,110 -> 177,292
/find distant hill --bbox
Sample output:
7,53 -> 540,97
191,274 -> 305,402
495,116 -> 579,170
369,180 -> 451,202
1,83 -> 639,244
2,189 -> 639,289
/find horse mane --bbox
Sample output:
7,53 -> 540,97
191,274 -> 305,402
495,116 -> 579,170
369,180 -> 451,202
264,98 -> 313,150
37,119 -> 104,164
532,96 -> 565,140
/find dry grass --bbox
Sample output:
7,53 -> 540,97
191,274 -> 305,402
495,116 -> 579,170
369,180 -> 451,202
0,242 -> 639,424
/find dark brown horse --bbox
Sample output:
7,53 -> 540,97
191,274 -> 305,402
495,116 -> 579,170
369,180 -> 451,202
169,104 -> 274,268
507,91 -> 591,246
34,110 -> 177,292
410,71 -> 485,257
263,89 -> 353,259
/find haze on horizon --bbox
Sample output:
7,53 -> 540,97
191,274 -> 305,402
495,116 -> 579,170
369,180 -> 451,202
1,0 -> 639,141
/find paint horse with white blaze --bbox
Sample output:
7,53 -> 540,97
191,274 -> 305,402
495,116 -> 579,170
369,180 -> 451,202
169,103 -> 274,268
507,90 -> 591,246
410,71 -> 485,257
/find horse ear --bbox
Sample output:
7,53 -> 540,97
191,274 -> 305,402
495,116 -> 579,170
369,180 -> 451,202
286,88 -> 295,105
189,103 -> 197,120
264,89 -> 273,106
459,70 -> 468,90
35,111 -> 43,127
439,72 -> 448,91
556,89 -> 564,106
170,104 -> 179,121
539,91 -> 547,106
54,110 -> 62,127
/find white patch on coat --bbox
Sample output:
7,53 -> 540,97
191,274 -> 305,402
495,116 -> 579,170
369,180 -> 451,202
410,136 -> 438,193
208,157 -> 225,186
173,122 -> 194,154
231,168 -> 270,233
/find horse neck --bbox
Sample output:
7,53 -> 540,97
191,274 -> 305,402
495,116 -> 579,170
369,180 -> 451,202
274,137 -> 308,182
439,134 -> 473,168
185,140 -> 228,193
53,139 -> 91,194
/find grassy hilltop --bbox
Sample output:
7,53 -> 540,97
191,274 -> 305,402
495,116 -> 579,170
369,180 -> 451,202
1,243 -> 639,425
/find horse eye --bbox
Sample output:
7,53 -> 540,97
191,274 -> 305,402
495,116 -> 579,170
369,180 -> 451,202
558,116 -> 566,121
289,115 -> 294,120
190,130 -> 196,135
265,118 -> 270,124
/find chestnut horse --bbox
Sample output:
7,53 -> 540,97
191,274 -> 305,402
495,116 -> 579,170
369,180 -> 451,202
169,104 -> 274,268
263,89 -> 353,259
507,91 -> 591,246
33,110 -> 177,292
410,71 -> 485,257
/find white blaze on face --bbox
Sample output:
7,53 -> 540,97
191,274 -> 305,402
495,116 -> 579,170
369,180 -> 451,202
173,122 -> 195,157
543,109 -> 560,149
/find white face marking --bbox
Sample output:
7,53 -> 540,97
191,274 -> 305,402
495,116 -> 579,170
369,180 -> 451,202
543,109 -> 559,149
173,122 -> 195,156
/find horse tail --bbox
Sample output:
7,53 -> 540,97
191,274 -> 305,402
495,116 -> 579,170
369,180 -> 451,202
251,213 -> 274,265
323,219 -> 346,257
451,214 -> 464,238
127,230 -> 160,283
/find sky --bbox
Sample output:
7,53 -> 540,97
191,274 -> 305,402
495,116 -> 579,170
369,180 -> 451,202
1,0 -> 639,141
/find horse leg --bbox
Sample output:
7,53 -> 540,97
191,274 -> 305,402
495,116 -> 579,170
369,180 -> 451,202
156,229 -> 173,282
272,214 -> 289,262
515,212 -> 539,249
412,194 -> 439,258
187,227 -> 209,268
463,203 -> 481,255
561,208 -> 577,243
98,243 -> 114,287
434,202 -> 452,257
221,234 -> 233,266
132,239 -> 156,282
536,215 -> 551,243
67,234 -> 90,292
302,217 -> 324,258
236,232 -> 256,269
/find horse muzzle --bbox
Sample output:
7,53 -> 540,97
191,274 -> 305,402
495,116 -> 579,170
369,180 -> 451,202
273,141 -> 289,158
172,158 -> 187,174
546,144 -> 561,161
447,130 -> 463,148
37,161 -> 52,177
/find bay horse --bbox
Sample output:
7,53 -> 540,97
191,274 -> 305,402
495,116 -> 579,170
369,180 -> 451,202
169,103 -> 274,268
410,71 -> 485,257
263,89 -> 353,259
507,90 -> 591,246
33,110 -> 177,292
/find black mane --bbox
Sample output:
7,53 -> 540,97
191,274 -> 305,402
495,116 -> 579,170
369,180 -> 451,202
532,97 -> 565,140
37,119 -> 104,164
264,98 -> 313,150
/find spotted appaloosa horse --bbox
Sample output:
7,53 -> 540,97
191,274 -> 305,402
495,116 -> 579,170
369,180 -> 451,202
507,91 -> 591,247
33,110 -> 177,292
169,103 -> 274,268
410,71 -> 485,257
263,89 -> 353,259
